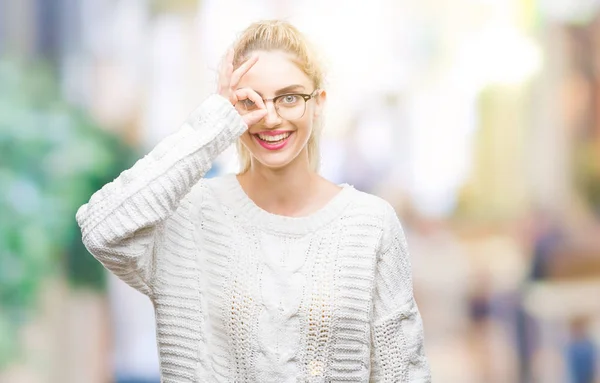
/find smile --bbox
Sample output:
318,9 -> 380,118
253,131 -> 294,150
257,132 -> 291,142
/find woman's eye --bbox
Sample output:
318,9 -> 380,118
241,99 -> 256,109
282,95 -> 299,103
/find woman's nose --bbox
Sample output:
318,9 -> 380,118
262,100 -> 282,126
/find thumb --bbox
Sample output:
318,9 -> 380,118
243,109 -> 267,127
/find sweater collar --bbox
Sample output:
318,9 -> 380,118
215,173 -> 354,236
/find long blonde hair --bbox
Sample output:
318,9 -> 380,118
231,20 -> 325,174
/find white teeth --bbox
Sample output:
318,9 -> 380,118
257,132 -> 291,142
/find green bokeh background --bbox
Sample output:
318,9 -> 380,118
0,58 -> 137,368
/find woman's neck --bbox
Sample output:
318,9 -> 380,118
236,160 -> 325,217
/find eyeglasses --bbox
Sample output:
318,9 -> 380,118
235,90 -> 319,121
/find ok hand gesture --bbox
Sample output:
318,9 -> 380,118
218,49 -> 267,127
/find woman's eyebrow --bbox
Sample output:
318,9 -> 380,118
252,84 -> 306,98
275,84 -> 305,95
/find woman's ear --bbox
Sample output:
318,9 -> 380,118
313,90 -> 327,118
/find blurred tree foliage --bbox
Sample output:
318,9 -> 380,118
0,58 -> 137,368
575,141 -> 600,216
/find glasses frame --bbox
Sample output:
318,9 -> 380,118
238,89 -> 319,121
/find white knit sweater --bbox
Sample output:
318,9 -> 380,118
76,94 -> 431,383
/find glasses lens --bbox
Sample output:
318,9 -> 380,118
235,99 -> 256,115
276,95 -> 306,120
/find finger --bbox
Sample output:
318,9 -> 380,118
235,87 -> 265,110
230,54 -> 259,88
243,109 -> 268,126
218,49 -> 234,93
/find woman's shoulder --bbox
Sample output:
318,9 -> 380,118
199,172 -> 237,191
186,173 -> 238,206
339,186 -> 405,253
342,185 -> 399,226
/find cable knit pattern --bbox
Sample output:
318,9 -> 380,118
76,94 -> 431,382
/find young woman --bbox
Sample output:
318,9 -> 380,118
76,19 -> 431,382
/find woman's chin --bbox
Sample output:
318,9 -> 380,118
243,134 -> 310,171
253,152 -> 296,170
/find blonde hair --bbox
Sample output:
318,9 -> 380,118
231,20 -> 325,174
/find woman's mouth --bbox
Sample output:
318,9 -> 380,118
254,131 -> 293,150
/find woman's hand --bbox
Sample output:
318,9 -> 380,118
218,49 -> 267,127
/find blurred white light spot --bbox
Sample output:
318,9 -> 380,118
458,24 -> 543,87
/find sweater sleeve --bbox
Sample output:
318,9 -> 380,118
369,204 -> 431,382
75,94 -> 246,298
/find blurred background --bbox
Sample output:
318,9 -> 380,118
1,0 -> 600,382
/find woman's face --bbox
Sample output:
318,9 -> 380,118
236,50 -> 324,171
